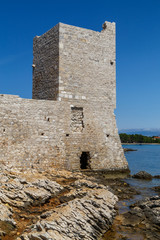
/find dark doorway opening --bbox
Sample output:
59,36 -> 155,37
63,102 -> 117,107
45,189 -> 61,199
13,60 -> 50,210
80,152 -> 91,169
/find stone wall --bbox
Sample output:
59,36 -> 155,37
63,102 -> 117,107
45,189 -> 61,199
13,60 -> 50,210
58,22 -> 116,108
0,21 -> 128,172
32,24 -> 59,100
0,94 -> 127,171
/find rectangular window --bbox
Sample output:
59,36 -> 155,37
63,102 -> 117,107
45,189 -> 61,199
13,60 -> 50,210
70,107 -> 84,132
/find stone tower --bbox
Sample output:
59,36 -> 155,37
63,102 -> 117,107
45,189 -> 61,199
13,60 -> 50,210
31,21 -> 128,172
33,22 -> 116,105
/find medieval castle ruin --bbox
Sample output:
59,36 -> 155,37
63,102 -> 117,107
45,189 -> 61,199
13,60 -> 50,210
0,21 -> 128,171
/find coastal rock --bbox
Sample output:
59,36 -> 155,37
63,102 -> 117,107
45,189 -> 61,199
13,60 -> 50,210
128,195 -> 160,239
113,195 -> 160,240
20,187 -> 118,240
60,179 -> 108,203
0,202 -> 16,235
152,186 -> 160,194
0,170 -> 120,240
24,187 -> 51,206
72,179 -> 107,189
0,172 -> 63,208
154,175 -> 160,179
31,179 -> 63,196
139,196 -> 160,225
123,148 -> 137,152
132,171 -> 153,180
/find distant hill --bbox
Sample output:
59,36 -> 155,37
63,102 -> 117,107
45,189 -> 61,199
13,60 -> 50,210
119,128 -> 160,137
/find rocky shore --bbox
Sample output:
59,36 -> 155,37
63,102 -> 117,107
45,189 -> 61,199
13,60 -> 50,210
0,167 -> 118,240
0,167 -> 160,240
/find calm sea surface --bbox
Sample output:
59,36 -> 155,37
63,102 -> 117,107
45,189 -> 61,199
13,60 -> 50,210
123,144 -> 160,189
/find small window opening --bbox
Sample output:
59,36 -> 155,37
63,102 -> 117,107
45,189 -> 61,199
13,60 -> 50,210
110,61 -> 114,65
3,129 -> 5,132
66,134 -> 69,137
47,118 -> 50,122
80,152 -> 91,169
41,133 -> 44,136
106,134 -> 110,137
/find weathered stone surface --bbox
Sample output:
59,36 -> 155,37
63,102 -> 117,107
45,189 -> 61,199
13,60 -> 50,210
136,196 -> 160,225
0,203 -> 15,225
24,187 -> 51,206
0,202 -> 16,235
31,179 -> 63,196
20,186 -> 118,240
0,171 -> 63,208
0,169 -> 122,239
72,179 -> 107,189
102,190 -> 160,240
124,195 -> 160,239
132,171 -> 153,180
60,179 -> 108,203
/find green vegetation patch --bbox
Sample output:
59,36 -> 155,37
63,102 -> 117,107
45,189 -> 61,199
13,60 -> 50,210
119,133 -> 160,144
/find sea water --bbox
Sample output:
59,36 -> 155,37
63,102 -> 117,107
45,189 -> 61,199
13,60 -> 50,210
102,145 -> 160,239
123,144 -> 160,190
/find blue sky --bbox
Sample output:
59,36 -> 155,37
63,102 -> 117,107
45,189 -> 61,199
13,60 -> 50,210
0,0 -> 160,130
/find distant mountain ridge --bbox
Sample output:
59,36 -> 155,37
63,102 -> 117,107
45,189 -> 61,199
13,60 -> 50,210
119,128 -> 160,137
